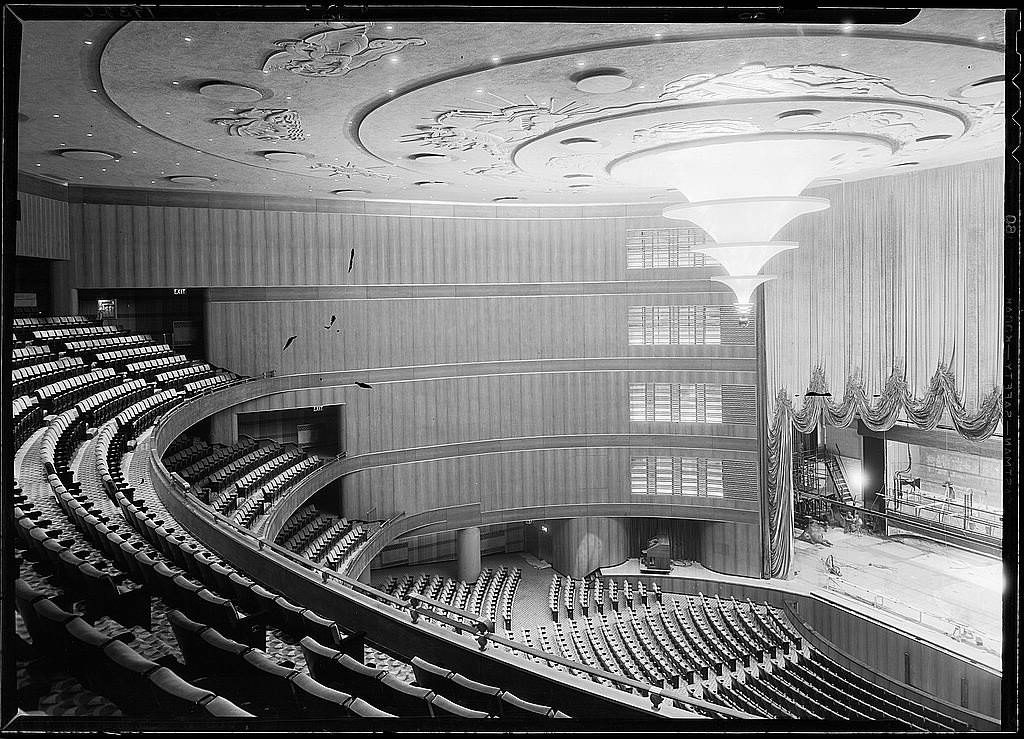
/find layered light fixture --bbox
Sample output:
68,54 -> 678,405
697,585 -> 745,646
610,132 -> 892,324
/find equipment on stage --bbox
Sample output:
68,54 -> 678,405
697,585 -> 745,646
641,535 -> 671,572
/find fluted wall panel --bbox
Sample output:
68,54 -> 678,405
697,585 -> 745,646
67,204 -> 693,287
17,192 -> 70,260
205,293 -> 749,378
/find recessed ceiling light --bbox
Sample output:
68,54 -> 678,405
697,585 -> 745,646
100,168 -> 106,172
575,72 -> 633,94
83,40 -> 93,45
491,56 -> 500,63
840,52 -> 849,57
390,57 -> 399,63
263,151 -> 309,162
977,35 -> 986,41
175,162 -> 181,166
136,125 -> 142,128
89,88 -> 98,93
131,150 -> 137,154
387,89 -> 395,94
85,133 -> 94,137
385,25 -> 393,30
167,175 -> 216,185
34,163 -> 40,166
58,148 -> 120,161
52,114 -> 60,118
408,152 -> 450,162
199,82 -> 263,102
575,60 -> 587,67
559,136 -> 603,152
183,36 -> 193,42
841,23 -> 854,32
653,33 -> 663,40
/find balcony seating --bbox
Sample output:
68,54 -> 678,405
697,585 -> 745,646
15,580 -> 253,719
124,354 -> 192,381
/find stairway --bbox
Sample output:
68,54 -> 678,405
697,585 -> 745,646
823,450 -> 854,507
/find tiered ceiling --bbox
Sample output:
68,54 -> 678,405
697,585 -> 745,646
19,11 -> 1005,204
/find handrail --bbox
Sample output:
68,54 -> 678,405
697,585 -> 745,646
148,400 -> 761,719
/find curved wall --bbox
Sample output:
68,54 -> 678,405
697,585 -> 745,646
56,187 -> 766,576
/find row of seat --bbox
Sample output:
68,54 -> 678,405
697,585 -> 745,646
12,343 -> 53,367
63,333 -> 156,355
35,367 -> 119,414
14,314 -> 96,329
155,363 -> 216,388
125,353 -> 191,380
13,357 -> 87,395
15,580 -> 253,719
184,374 -> 237,394
31,324 -> 121,342
169,610 -> 392,719
95,343 -> 178,370
304,637 -> 499,718
173,438 -> 260,485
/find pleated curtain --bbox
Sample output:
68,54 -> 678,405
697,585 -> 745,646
761,158 -> 1004,578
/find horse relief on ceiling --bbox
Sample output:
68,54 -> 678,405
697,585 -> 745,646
212,108 -> 307,141
798,109 -> 927,144
632,119 -> 762,144
660,63 -> 906,102
263,23 -> 426,77
310,161 -> 392,180
402,96 -> 586,157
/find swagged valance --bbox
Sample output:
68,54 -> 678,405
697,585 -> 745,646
764,363 -> 1003,579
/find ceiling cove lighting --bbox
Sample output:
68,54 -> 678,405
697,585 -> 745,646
610,133 -> 893,322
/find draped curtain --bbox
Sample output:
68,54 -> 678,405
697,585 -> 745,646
762,158 -> 1005,579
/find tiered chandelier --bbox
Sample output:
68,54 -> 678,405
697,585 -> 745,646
610,133 -> 892,324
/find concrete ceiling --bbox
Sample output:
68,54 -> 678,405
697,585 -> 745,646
18,10 -> 1006,204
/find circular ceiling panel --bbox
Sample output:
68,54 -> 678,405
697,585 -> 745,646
608,133 -> 894,200
575,73 -> 633,94
198,82 -> 264,102
167,175 -> 216,184
262,151 -> 309,162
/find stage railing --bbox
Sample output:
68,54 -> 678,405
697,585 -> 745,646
824,575 -> 1000,657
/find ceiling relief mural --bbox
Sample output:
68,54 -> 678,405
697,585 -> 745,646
309,161 -> 392,181
632,119 -> 762,144
659,64 -> 906,102
798,109 -> 927,144
212,108 -> 307,141
463,162 -> 530,179
262,23 -> 427,77
66,17 -> 1004,200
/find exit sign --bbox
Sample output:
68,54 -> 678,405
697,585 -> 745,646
173,288 -> 187,296
312,406 -> 324,412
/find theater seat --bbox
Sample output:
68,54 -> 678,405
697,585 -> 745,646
498,691 -> 565,719
428,693 -> 491,719
377,673 -> 434,717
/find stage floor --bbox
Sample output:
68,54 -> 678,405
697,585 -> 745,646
603,530 -> 1003,672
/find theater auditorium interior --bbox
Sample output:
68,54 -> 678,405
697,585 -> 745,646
2,5 -> 1017,732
